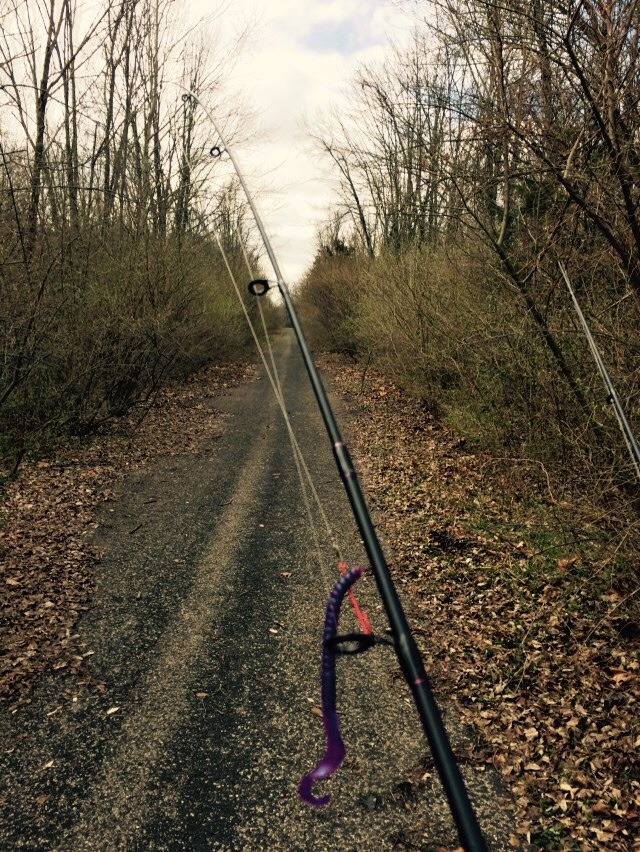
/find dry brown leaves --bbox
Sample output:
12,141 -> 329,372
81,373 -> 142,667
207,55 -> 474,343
320,354 -> 640,851
0,362 -> 257,707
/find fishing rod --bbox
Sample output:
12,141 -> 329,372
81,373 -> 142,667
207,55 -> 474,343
181,87 -> 487,851
558,261 -> 640,481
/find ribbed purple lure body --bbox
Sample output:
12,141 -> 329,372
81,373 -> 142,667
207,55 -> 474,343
298,567 -> 364,807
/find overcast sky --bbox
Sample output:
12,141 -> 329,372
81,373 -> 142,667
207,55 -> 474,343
189,0 -> 416,284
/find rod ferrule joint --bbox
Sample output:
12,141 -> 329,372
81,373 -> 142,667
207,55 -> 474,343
333,441 -> 356,482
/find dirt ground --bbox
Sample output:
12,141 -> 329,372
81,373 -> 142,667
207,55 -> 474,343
320,354 -> 639,851
0,332 -> 514,850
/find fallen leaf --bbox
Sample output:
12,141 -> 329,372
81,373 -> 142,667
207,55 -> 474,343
106,706 -> 120,715
610,670 -> 633,685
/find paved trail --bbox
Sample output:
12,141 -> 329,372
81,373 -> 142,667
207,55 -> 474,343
0,331 -> 513,850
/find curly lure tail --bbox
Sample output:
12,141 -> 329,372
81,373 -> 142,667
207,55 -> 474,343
298,567 -> 364,807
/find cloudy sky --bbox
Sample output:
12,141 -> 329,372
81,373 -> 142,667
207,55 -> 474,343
189,0 -> 416,284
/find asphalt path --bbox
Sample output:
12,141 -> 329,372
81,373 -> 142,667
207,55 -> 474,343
0,331 -> 513,850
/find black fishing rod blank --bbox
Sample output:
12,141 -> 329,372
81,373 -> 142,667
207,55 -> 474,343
274,287 -> 487,852
263,277 -> 487,852
187,89 -> 488,851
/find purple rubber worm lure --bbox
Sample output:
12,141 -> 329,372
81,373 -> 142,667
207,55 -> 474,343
298,566 -> 364,807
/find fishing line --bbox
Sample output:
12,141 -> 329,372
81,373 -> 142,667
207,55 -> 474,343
213,232 -> 338,600
558,261 -> 640,481
236,239 -> 344,562
215,228 -> 371,640
234,244 -> 375,635
191,90 -> 343,570
179,85 -> 487,851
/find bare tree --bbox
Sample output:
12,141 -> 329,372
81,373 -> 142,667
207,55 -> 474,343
0,0 -> 257,466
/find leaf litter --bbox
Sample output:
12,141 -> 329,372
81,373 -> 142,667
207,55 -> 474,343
0,362 -> 257,708
320,353 -> 639,851
2,346 -> 638,848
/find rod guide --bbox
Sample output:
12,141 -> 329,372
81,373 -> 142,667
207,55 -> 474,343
248,279 -> 270,297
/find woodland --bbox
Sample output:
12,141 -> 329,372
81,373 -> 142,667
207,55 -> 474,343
300,0 -> 640,506
1,0 -> 639,848
0,0 -> 267,472
296,6 -> 640,842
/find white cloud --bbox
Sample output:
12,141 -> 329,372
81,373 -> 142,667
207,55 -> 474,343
188,0 -> 415,283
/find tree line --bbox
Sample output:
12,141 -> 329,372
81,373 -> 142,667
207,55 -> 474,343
0,0 -> 267,472
299,0 -> 640,508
